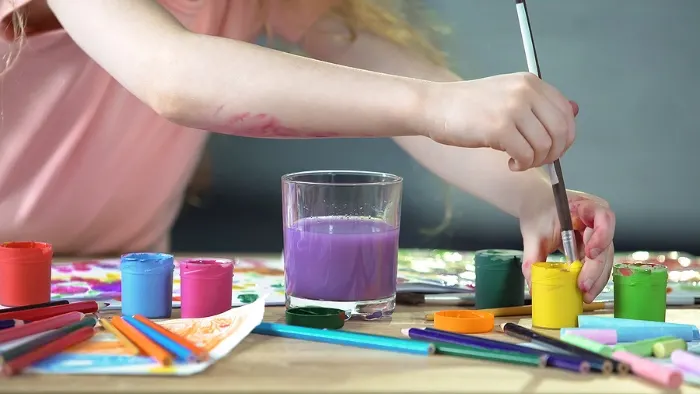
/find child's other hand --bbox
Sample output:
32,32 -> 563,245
422,72 -> 578,171
519,190 -> 616,303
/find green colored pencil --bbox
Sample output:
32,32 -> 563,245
435,342 -> 546,367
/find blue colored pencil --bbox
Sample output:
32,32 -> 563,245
253,322 -> 435,356
121,316 -> 198,362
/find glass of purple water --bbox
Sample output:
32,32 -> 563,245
282,170 -> 402,320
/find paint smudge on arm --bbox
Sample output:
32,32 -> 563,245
226,112 -> 341,138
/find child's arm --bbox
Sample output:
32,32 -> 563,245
47,0 -> 574,173
47,0 -> 427,139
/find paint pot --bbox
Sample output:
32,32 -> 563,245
531,261 -> 583,329
180,258 -> 234,318
120,253 -> 174,318
0,242 -> 53,307
613,263 -> 667,322
474,249 -> 524,309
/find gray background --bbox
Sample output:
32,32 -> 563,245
171,0 -> 700,254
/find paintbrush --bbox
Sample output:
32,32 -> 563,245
397,292 -> 477,306
514,0 -> 577,263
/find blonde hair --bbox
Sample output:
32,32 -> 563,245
327,0 -> 448,66
1,7 -> 25,74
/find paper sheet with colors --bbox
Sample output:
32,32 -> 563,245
5,297 -> 266,376
48,258 -> 285,309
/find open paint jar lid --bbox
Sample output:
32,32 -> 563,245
285,307 -> 347,330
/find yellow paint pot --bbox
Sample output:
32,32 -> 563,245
531,261 -> 583,329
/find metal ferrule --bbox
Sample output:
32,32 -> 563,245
561,230 -> 578,263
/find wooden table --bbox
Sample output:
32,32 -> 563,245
1,255 -> 699,393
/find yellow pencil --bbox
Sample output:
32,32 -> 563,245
99,317 -> 141,356
424,302 -> 610,321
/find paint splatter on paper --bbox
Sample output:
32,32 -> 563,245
49,258 -> 286,308
25,297 -> 266,376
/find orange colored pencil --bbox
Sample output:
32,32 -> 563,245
99,318 -> 140,356
133,315 -> 209,361
110,316 -> 172,365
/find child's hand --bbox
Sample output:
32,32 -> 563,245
423,72 -> 578,171
518,190 -> 616,303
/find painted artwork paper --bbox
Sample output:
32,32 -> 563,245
49,257 -> 286,309
20,297 -> 266,376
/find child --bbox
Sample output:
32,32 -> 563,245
0,0 -> 614,302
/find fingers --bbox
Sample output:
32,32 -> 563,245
569,100 -> 579,117
528,103 -> 568,164
571,200 -> 616,259
530,77 -> 577,153
502,129 -> 535,171
579,243 -> 615,303
522,234 -> 550,291
515,111 -> 552,167
507,74 -> 576,169
571,197 -> 616,302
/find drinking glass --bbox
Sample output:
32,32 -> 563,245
282,170 -> 402,319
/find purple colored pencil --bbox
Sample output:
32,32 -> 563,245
0,319 -> 24,330
408,328 -> 591,374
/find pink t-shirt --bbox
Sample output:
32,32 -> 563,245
0,0 -> 334,255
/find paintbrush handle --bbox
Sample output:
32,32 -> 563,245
515,0 -> 577,254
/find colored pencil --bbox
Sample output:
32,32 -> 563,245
434,342 -> 545,368
99,318 -> 140,356
0,312 -> 84,344
409,328 -> 591,374
0,320 -> 24,331
502,323 -> 628,374
253,322 -> 435,356
133,315 -> 209,360
110,316 -> 172,365
0,300 -> 69,316
122,316 -> 198,362
0,316 -> 97,363
425,302 -> 609,321
0,301 -> 105,322
2,327 -> 95,376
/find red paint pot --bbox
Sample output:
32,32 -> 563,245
0,242 -> 53,306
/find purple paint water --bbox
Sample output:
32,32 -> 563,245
284,216 -> 399,302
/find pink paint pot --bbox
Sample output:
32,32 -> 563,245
0,242 -> 53,307
179,258 -> 234,318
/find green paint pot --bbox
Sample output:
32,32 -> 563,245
613,263 -> 668,322
474,249 -> 524,309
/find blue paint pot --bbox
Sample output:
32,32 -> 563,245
120,253 -> 174,318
